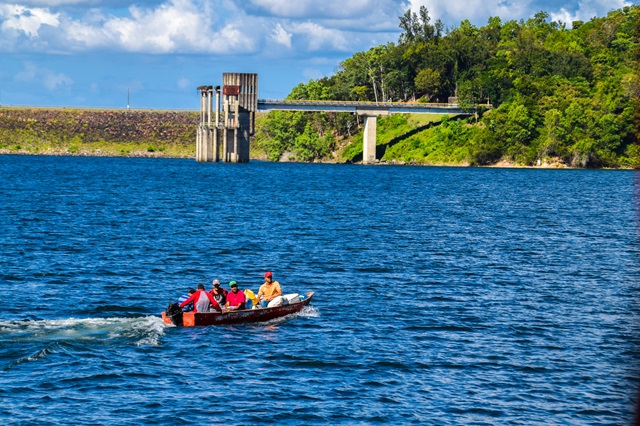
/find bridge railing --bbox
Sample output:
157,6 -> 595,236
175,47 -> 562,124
257,99 -> 478,109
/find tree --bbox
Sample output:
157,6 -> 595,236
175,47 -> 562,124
414,68 -> 441,100
399,6 -> 442,44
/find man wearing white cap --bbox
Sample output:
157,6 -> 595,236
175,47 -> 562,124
210,278 -> 227,306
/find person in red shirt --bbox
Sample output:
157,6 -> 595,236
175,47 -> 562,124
180,283 -> 222,313
225,281 -> 246,311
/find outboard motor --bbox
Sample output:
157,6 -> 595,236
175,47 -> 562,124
166,302 -> 184,326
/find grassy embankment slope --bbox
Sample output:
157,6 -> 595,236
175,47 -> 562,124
0,107 -> 198,158
337,113 -> 445,164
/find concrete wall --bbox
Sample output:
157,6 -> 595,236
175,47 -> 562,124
222,73 -> 258,112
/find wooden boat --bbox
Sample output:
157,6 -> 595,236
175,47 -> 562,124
162,292 -> 315,326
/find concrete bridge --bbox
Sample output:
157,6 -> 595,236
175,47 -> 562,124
196,73 -> 486,164
257,100 -> 473,164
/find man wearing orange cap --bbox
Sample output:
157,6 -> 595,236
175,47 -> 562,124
257,271 -> 282,308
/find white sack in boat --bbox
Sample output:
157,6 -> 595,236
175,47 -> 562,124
267,296 -> 284,308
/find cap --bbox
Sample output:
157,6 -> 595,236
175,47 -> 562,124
264,271 -> 273,278
212,279 -> 220,286
229,281 -> 238,287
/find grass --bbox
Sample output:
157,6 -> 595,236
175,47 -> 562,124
337,113 -> 444,163
0,107 -> 196,158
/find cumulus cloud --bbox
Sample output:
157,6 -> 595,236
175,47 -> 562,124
14,62 -> 73,90
81,0 -> 257,53
549,8 -> 576,26
290,21 -> 349,51
550,0 -> 634,26
249,0 -> 385,18
408,0 -> 533,26
250,0 -> 405,32
408,0 -> 635,29
0,0 -> 101,5
0,0 -> 634,56
0,0 -> 259,54
270,22 -> 291,48
43,69 -> 72,90
0,4 -> 59,37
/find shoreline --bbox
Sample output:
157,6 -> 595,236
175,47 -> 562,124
1,150 -> 632,170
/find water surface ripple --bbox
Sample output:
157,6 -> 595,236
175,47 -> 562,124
0,156 -> 639,424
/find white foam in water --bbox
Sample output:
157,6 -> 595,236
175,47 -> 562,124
0,316 -> 169,347
298,306 -> 320,317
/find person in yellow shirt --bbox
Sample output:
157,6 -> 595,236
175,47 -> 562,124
257,271 -> 282,308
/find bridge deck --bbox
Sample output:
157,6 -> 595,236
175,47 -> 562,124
257,99 -> 478,115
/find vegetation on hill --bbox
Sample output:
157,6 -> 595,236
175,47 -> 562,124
256,6 -> 640,167
0,108 -> 197,157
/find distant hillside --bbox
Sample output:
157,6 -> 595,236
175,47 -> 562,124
0,108 -> 198,157
256,5 -> 640,168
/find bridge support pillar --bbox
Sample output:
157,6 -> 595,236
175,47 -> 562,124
196,86 -> 216,162
363,115 -> 377,165
221,110 -> 250,163
196,125 -> 215,162
213,127 -> 220,162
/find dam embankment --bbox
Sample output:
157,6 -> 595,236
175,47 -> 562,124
0,108 -> 198,157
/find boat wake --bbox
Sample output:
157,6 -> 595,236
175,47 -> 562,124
246,305 -> 321,327
2,344 -> 57,371
298,306 -> 320,318
0,316 -> 168,348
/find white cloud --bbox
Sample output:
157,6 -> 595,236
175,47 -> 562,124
408,0 -> 533,25
0,0 -> 259,53
0,0 -> 634,57
0,0 -> 99,6
250,0 -> 406,32
14,62 -> 72,90
291,21 -> 349,51
0,4 -> 59,37
249,0 -> 382,18
271,23 -> 291,48
409,0 -> 636,29
95,0 -> 251,53
43,69 -> 72,89
551,0 -> 634,26
549,8 -> 576,26
0,0 -> 400,56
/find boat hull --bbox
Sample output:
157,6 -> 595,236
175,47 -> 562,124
162,292 -> 314,326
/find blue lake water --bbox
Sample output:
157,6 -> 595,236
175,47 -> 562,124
0,155 -> 639,425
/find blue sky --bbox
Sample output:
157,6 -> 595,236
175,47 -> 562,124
0,0 -> 634,109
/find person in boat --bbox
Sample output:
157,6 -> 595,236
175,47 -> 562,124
257,271 -> 282,308
177,288 -> 196,312
225,281 -> 246,311
209,279 -> 228,307
180,283 -> 222,313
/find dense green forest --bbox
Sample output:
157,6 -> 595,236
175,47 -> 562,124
256,6 -> 640,167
